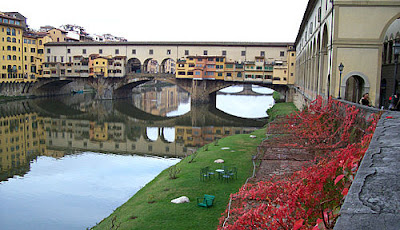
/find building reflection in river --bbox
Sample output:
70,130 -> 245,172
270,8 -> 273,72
0,83 -> 268,182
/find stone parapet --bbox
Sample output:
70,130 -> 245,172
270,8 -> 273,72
334,111 -> 400,230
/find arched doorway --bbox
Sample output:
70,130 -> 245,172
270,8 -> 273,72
380,17 -> 400,108
127,58 -> 141,74
345,75 -> 365,103
320,25 -> 329,97
380,79 -> 387,107
161,58 -> 176,74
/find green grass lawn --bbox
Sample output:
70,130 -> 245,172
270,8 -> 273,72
92,128 -> 268,230
267,102 -> 298,121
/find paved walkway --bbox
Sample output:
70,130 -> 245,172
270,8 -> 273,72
335,111 -> 400,230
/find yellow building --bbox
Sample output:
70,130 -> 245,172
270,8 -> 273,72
0,12 -> 24,82
89,122 -> 108,141
92,57 -> 109,77
215,56 -> 225,80
0,113 -> 46,175
287,49 -> 296,85
46,28 -> 67,43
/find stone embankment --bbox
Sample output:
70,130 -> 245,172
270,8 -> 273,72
335,109 -> 400,230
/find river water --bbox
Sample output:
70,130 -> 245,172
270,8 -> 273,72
0,83 -> 274,230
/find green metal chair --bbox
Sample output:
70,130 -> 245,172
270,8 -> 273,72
205,166 -> 215,178
197,194 -> 215,208
229,167 -> 237,180
222,170 -> 232,182
200,167 -> 211,181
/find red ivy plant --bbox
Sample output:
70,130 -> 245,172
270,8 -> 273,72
219,97 -> 380,230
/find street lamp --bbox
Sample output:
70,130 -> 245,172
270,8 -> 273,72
389,42 -> 400,110
338,62 -> 344,99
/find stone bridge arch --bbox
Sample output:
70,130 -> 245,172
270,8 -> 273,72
126,58 -> 142,74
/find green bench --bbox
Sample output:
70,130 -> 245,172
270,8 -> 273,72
197,194 -> 215,208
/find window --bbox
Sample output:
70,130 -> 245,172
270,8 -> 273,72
67,49 -> 70,54
132,49 -> 136,54
99,49 -> 103,54
31,48 -> 35,53
185,50 -> 189,55
222,50 -> 227,56
54,56 -> 57,62
6,28 -> 10,35
203,50 -> 208,55
291,63 -> 294,66
115,49 -> 119,54
39,40 -> 42,45
31,56 -> 34,62
149,49 -> 153,55
260,51 -> 265,56
195,71 -> 201,75
61,56 -> 64,62
11,28 -> 16,36
178,71 -> 185,75
241,51 -> 246,56
47,48 -> 51,54
280,51 -> 285,57
226,73 -> 232,77
167,49 -> 171,55
82,49 -> 86,54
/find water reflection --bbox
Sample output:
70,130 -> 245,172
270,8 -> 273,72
1,153 -> 179,230
216,85 -> 275,118
0,82 -> 273,229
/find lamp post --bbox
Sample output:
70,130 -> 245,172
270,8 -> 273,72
389,42 -> 400,110
338,62 -> 344,99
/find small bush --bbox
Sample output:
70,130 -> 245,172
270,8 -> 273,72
168,165 -> 181,179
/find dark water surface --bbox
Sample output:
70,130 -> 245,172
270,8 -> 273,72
0,83 -> 273,230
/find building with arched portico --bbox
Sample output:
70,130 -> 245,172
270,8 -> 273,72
295,0 -> 400,108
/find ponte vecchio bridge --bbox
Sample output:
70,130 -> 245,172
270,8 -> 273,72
5,41 -> 296,103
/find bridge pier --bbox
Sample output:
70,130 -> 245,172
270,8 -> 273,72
190,79 -> 213,104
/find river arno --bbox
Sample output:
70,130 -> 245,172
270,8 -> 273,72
0,83 -> 274,230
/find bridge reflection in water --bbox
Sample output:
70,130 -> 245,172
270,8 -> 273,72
0,83 -> 270,182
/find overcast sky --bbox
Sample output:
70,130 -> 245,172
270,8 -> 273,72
3,0 -> 309,42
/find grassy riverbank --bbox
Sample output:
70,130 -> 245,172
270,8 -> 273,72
93,102 -> 297,230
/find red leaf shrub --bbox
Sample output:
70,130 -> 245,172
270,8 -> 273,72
219,97 -> 380,230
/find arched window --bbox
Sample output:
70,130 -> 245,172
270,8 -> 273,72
11,28 -> 16,36
12,46 -> 16,51
12,38 -> 16,43
13,55 -> 16,60
6,28 -> 10,35
7,46 -> 11,51
7,55 -> 11,60
7,37 -> 11,42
